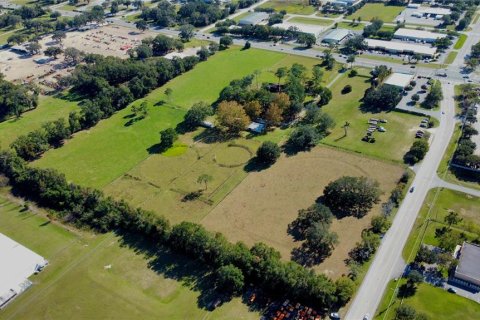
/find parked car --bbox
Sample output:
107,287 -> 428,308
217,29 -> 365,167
330,312 -> 341,319
410,187 -> 415,193
448,288 -> 457,294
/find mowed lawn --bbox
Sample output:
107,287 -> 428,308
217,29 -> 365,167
321,70 -> 422,163
376,281 -> 480,320
0,193 -> 258,320
346,3 -> 405,22
33,48 -> 307,189
201,146 -> 404,279
287,17 -> 334,26
259,0 -> 316,15
0,95 -> 79,149
403,188 -> 480,261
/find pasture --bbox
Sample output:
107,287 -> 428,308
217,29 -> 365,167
33,48 -> 338,189
201,146 -> 404,279
0,192 -> 258,320
259,0 -> 316,15
0,95 -> 79,149
346,4 -> 405,22
321,71 -> 422,163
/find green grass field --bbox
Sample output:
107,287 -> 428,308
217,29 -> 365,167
346,3 -> 405,22
321,70 -> 422,163
337,21 -> 366,31
0,95 -> 79,149
376,281 -> 480,320
445,51 -> 458,64
287,17 -> 334,26
0,192 -> 258,320
33,48 -> 332,189
454,34 -> 468,49
259,0 -> 316,15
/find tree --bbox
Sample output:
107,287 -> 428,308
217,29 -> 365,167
297,33 -> 316,48
179,24 -> 194,42
371,215 -> 391,234
444,211 -> 462,228
317,86 -> 332,106
311,65 -> 324,88
404,139 -> 429,164
44,46 -> 63,59
422,81 -> 443,109
275,67 -> 287,90
219,36 -> 233,49
164,87 -> 173,102
197,174 -> 213,190
215,264 -> 244,295
323,176 -> 381,218
363,85 -> 402,111
288,125 -> 319,151
183,101 -> 213,129
265,103 -> 283,127
243,41 -> 251,50
26,41 -> 41,55
64,47 -> 83,65
52,31 -> 66,44
347,54 -> 356,69
110,1 -> 119,14
411,93 -> 420,103
216,101 -> 250,134
135,20 -> 148,32
243,100 -> 262,120
395,305 -> 418,320
289,203 -> 334,238
159,128 -> 177,150
335,277 -> 355,306
256,141 -> 281,165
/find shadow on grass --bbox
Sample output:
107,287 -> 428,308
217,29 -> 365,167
243,158 -> 272,172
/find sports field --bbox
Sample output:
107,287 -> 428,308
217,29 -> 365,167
0,95 -> 79,149
259,0 -> 316,15
346,3 -> 405,22
321,71 -> 422,163
0,193 -> 258,319
201,146 -> 404,278
33,48 -> 338,189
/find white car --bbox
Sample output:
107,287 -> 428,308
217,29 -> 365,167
363,314 -> 370,320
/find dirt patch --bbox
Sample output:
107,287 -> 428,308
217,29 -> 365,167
201,146 -> 404,279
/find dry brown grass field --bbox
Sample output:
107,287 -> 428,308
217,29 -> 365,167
201,146 -> 404,278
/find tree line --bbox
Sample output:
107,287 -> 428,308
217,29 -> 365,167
0,74 -> 38,120
0,150 -> 349,309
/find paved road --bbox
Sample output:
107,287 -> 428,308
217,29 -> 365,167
434,176 -> 480,197
345,81 -> 457,320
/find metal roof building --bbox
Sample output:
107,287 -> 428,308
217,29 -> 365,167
393,28 -> 445,43
322,28 -> 350,44
454,242 -> 480,288
365,38 -> 437,57
238,12 -> 269,26
384,72 -> 414,88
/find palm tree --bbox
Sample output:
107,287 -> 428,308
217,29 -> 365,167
343,121 -> 350,136
197,174 -> 213,191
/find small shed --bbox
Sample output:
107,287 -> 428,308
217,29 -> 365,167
248,122 -> 266,133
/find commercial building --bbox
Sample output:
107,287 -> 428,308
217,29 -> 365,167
330,0 -> 363,6
384,72 -> 414,89
322,28 -> 351,45
238,12 -> 269,26
364,38 -> 437,57
412,7 -> 451,20
274,23 -> 328,43
393,28 -> 445,43
453,242 -> 480,289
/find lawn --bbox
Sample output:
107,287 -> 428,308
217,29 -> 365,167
33,48 -> 333,189
376,281 -> 480,320
287,17 -> 334,26
201,146 -> 404,278
337,21 -> 366,31
444,51 -> 458,64
259,0 -> 316,15
0,95 -> 79,149
320,70 -> 422,163
454,34 -> 468,49
0,192 -> 258,320
346,3 -> 405,22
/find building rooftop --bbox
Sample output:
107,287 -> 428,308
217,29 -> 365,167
456,242 -> 480,284
419,7 -> 451,16
365,38 -> 437,56
238,12 -> 269,25
384,72 -> 414,88
394,28 -> 445,41
274,22 -> 328,36
323,28 -> 350,42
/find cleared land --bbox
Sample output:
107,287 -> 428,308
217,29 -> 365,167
376,281 -> 480,320
33,48 -> 338,189
259,0 -> 316,15
287,17 -> 333,26
346,4 -> 405,22
201,146 -> 404,279
0,95 -> 79,149
0,192 -> 258,319
321,71 -> 422,163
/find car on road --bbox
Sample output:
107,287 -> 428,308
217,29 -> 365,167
330,312 -> 341,319
410,187 -> 415,193
363,314 -> 370,320
448,287 -> 457,294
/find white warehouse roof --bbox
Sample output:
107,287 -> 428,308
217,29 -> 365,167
365,38 -> 437,57
323,28 -> 350,42
238,12 -> 269,25
384,72 -> 414,88
274,22 -> 328,37
394,28 -> 445,41
419,7 -> 451,15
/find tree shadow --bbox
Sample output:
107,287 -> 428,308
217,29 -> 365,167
146,143 -> 168,154
291,244 -> 330,267
124,115 -> 145,127
243,158 -> 272,173
193,129 -> 233,144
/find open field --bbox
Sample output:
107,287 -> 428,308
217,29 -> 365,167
337,21 -> 366,31
454,34 -> 468,49
0,191 -> 258,319
259,0 -> 316,15
376,281 -> 480,320
33,48 -> 338,189
321,70 -> 422,163
287,17 -> 333,26
0,95 -> 79,149
346,4 -> 405,22
201,146 -> 404,279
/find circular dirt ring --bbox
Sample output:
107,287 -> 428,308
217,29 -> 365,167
214,144 -> 253,168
